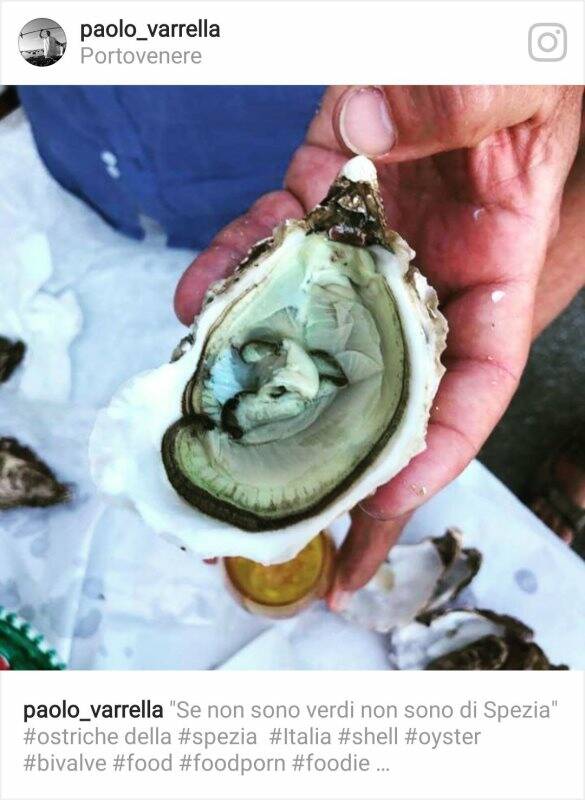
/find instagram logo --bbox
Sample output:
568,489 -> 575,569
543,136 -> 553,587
528,23 -> 567,61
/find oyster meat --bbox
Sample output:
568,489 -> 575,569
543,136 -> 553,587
90,156 -> 447,562
0,437 -> 70,510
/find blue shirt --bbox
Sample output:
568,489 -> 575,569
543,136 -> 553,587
18,86 -> 324,249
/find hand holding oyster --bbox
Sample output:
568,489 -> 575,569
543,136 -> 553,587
90,157 -> 447,562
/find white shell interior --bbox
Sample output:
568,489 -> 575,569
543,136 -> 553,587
389,611 -> 504,670
341,538 -> 447,633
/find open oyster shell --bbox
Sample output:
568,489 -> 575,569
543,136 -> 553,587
90,156 -> 447,563
341,529 -> 481,632
389,609 -> 567,670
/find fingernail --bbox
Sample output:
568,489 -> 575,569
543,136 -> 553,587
338,87 -> 395,157
328,588 -> 353,613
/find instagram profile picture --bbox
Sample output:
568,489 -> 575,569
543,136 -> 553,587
19,18 -> 66,67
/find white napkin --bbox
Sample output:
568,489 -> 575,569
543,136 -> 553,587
0,233 -> 82,403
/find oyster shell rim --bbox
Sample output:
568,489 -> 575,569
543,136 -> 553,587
160,158 -> 445,532
89,157 -> 448,562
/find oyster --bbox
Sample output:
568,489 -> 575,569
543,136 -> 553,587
0,337 -> 25,384
90,156 -> 447,562
389,609 -> 567,670
341,530 -> 481,632
0,437 -> 70,510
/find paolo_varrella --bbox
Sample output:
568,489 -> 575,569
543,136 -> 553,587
79,19 -> 221,42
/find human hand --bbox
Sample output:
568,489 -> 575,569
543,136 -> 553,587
174,85 -> 583,608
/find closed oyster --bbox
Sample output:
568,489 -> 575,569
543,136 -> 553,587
389,609 -> 567,670
0,606 -> 65,670
90,156 -> 447,562
0,437 -> 70,510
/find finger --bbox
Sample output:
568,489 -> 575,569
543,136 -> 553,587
174,190 -> 303,324
287,85 -> 569,212
532,141 -> 585,337
306,85 -> 562,162
327,507 -> 412,611
362,280 -> 531,521
284,145 -> 346,212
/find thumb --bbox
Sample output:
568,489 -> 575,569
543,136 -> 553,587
321,85 -> 554,161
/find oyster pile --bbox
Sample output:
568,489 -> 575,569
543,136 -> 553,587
90,156 -> 447,562
341,528 -> 565,670
0,606 -> 65,670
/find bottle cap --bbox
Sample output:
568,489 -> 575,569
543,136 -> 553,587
223,532 -> 335,619
0,606 -> 65,670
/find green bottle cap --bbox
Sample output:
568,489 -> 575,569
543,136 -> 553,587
0,606 -> 65,670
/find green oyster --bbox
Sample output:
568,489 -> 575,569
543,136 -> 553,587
163,233 -> 409,530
